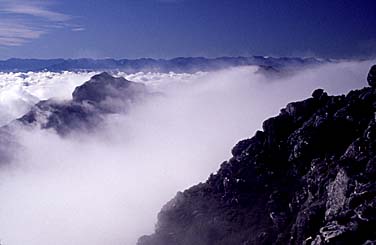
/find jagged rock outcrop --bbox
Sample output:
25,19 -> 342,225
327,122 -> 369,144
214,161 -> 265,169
368,65 -> 376,87
138,66 -> 376,245
17,72 -> 147,135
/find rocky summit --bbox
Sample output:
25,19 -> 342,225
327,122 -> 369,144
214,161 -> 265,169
17,72 -> 147,135
138,66 -> 376,245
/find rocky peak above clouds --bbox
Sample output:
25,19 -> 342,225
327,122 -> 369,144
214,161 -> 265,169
17,72 -> 147,135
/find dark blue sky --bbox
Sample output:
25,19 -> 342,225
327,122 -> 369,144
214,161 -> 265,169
0,0 -> 375,59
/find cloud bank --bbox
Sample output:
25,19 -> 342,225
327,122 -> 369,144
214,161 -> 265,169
0,71 -> 96,125
0,60 -> 374,245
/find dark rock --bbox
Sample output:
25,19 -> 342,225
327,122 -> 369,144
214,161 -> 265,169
318,220 -> 359,243
16,72 -> 148,135
312,88 -> 327,100
72,72 -> 146,112
18,99 -> 101,135
367,65 -> 376,87
138,66 -> 376,245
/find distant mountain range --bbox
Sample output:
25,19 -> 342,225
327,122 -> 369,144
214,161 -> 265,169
0,57 -> 328,73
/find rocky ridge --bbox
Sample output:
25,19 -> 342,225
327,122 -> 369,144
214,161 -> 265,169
17,72 -> 147,135
0,72 -> 148,164
138,65 -> 376,245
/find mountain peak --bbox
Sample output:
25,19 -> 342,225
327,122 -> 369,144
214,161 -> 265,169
91,72 -> 114,81
18,72 -> 147,135
72,72 -> 141,104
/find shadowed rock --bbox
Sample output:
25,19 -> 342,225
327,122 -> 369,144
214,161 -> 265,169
367,65 -> 376,87
72,72 -> 146,112
0,72 -> 148,164
138,66 -> 376,245
17,72 -> 147,135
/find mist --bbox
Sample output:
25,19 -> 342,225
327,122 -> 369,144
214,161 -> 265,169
0,60 -> 374,245
0,71 -> 96,125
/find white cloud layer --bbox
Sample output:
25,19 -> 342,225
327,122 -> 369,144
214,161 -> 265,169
0,60 -> 374,245
0,71 -> 96,125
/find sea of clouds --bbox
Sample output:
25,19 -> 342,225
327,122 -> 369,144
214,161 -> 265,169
0,60 -> 374,245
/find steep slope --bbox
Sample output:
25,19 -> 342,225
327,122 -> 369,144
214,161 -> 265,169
138,66 -> 376,245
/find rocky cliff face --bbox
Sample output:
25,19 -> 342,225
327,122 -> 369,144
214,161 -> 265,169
138,66 -> 376,245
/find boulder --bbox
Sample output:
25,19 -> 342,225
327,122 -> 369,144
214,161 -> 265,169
367,65 -> 376,87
